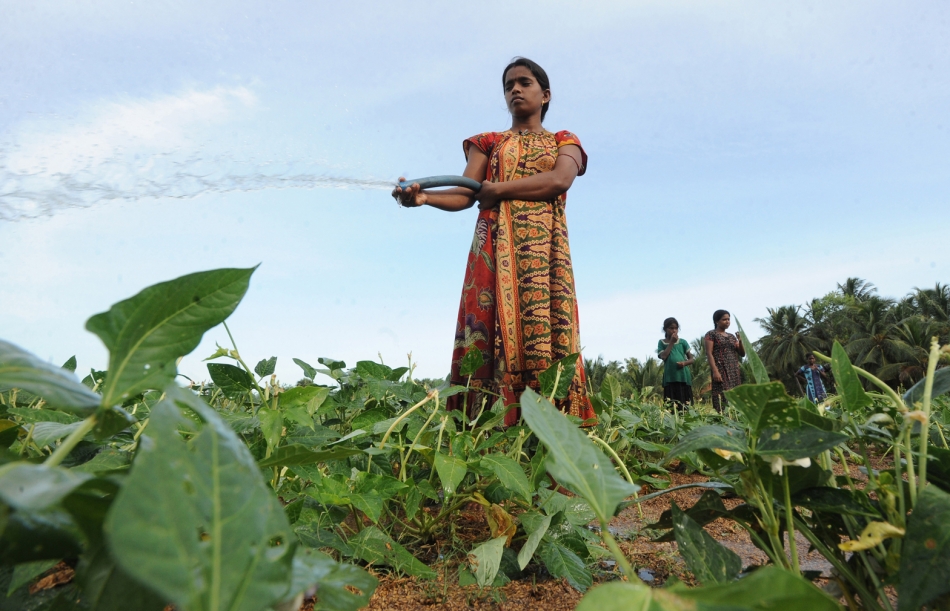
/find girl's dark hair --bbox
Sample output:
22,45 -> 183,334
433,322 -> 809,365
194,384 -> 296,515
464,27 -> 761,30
662,317 -> 679,332
713,309 -> 730,324
502,57 -> 551,122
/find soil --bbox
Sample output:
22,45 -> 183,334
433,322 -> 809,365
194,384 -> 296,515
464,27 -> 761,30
22,453 -> 893,610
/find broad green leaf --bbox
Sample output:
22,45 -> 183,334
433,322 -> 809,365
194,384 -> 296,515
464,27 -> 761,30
258,408 -> 283,453
538,540 -> 592,592
735,318 -> 769,384
520,388 -> 639,523
86,267 -> 255,407
601,374 -> 621,408
317,357 -> 346,371
285,548 -> 376,611
4,407 -> 80,424
348,526 -> 436,578
78,544 -> 167,611
355,361 -> 392,380
831,341 -> 873,413
105,386 -> 295,611
257,444 -> 362,468
666,425 -> 748,459
792,487 -> 880,518
0,510 -> 83,563
292,358 -> 317,381
757,426 -> 848,461
351,407 -> 390,431
0,340 -> 101,415
279,386 -> 329,416
480,454 -> 533,503
0,464 -> 92,511
518,513 -> 551,570
899,485 -> 950,611
539,353 -> 580,400
7,559 -> 58,596
458,345 -> 484,377
206,363 -> 253,399
61,356 -> 77,373
254,356 -> 277,378
575,567 -> 839,611
904,367 -> 950,407
469,536 -> 507,588
724,382 -> 798,434
72,449 -> 132,474
348,493 -> 384,523
31,421 -> 86,447
654,489 -> 731,531
671,502 -> 741,585
434,453 -> 467,496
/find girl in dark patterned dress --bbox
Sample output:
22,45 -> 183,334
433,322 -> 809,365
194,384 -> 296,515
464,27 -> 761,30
392,57 -> 595,425
704,309 -> 744,411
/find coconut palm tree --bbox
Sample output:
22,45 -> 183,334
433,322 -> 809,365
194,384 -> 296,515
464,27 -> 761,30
845,296 -> 912,382
837,277 -> 877,302
755,305 -> 825,390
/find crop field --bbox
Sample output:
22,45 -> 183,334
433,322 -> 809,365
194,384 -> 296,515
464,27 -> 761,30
2,266 -> 949,611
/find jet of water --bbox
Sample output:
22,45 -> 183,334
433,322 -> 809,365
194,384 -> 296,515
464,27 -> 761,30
0,150 -> 394,221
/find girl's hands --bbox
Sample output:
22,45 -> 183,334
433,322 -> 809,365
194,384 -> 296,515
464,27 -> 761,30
676,361 -> 685,369
476,180 -> 501,210
392,177 -> 426,208
712,369 -> 723,383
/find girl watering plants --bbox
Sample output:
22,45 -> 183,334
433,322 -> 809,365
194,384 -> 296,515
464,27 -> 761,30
392,57 -> 595,426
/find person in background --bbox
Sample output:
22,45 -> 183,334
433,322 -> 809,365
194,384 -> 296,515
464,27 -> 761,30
704,309 -> 744,411
796,353 -> 830,403
657,317 -> 694,406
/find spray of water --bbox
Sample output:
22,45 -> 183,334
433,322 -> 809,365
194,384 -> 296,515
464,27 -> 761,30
0,151 -> 395,221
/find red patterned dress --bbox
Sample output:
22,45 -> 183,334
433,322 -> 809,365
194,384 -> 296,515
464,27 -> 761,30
445,129 -> 596,426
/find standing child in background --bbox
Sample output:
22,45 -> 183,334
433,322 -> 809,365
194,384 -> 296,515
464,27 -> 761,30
704,309 -> 744,411
796,353 -> 830,403
392,57 -> 595,426
657,317 -> 694,406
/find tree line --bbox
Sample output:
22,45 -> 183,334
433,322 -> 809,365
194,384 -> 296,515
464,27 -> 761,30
584,278 -> 950,402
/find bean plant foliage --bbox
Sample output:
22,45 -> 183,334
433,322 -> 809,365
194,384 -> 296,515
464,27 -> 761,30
2,266 -> 950,611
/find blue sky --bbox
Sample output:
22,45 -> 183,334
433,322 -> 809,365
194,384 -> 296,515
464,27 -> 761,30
1,1 -> 948,383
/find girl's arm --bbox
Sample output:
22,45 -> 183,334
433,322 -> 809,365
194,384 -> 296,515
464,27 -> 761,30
681,348 -> 695,367
658,340 -> 675,361
393,147 -> 489,212
735,334 -> 746,357
475,144 -> 583,210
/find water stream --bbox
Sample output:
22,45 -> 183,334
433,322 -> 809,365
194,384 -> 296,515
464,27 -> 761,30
0,151 -> 394,221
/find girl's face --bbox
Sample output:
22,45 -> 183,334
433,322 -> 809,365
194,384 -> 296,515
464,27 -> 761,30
665,324 -> 678,337
504,66 -> 549,119
717,314 -> 731,330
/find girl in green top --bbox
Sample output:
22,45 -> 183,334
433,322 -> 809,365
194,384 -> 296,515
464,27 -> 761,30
657,317 -> 695,405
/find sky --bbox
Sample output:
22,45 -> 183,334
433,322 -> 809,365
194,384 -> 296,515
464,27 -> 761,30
1,0 -> 948,384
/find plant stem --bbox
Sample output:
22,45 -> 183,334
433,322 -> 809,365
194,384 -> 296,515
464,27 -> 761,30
902,423 -> 917,508
793,516 -> 885,611
45,415 -> 97,467
380,390 -> 436,448
598,516 -> 636,581
401,396 -> 441,481
782,469 -> 800,574
19,423 -> 36,456
222,322 -> 267,414
589,433 -> 644,519
917,338 -> 940,489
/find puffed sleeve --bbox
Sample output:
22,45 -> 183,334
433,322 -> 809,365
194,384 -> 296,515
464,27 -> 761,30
463,132 -> 499,160
554,130 -> 588,176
